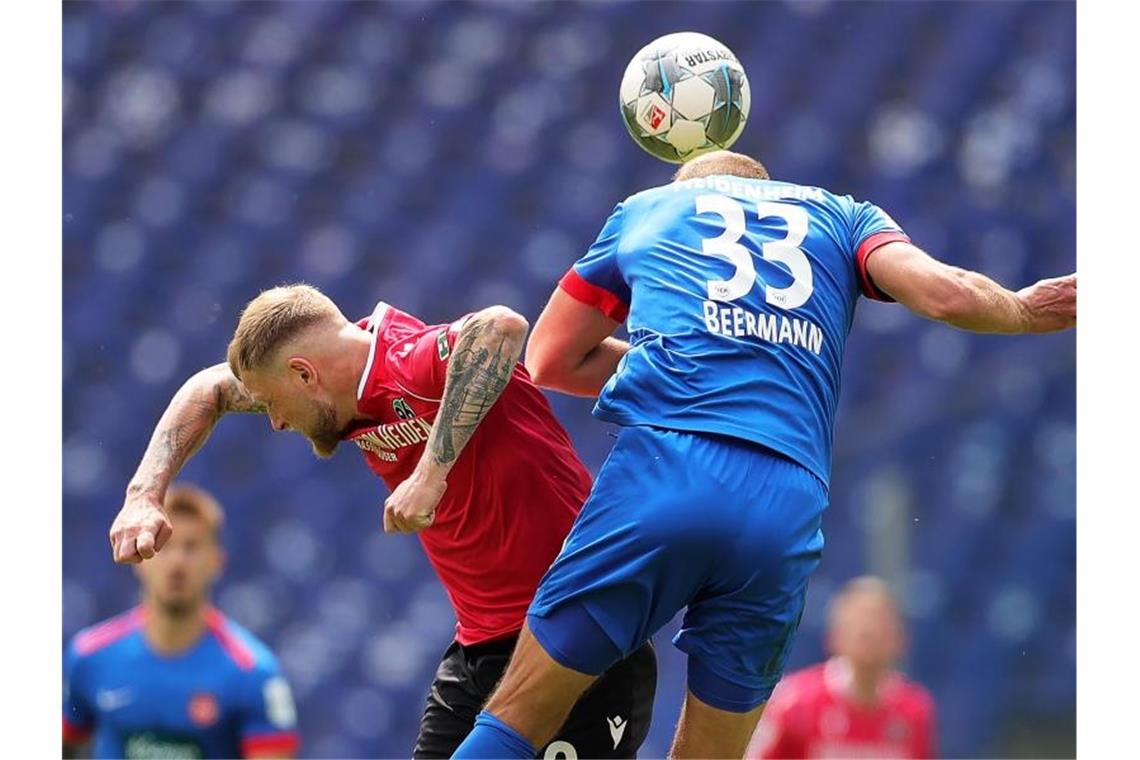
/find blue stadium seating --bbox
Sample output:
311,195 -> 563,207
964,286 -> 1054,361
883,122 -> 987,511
63,1 -> 1075,756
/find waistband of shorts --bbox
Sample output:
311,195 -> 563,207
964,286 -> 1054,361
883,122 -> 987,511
636,424 -> 802,465
456,631 -> 520,660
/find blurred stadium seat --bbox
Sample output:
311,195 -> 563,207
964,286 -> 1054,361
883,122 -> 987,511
63,1 -> 1075,756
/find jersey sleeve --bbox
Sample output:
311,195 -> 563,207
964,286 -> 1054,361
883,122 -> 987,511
558,203 -> 631,322
386,318 -> 467,400
62,640 -> 94,745
234,656 -> 300,758
847,199 -> 911,303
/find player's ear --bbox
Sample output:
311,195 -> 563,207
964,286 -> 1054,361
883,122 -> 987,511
286,357 -> 317,386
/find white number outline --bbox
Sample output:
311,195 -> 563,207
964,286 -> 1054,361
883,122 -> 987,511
695,195 -> 813,310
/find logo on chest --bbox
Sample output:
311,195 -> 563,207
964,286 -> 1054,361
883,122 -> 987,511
353,397 -> 434,462
187,692 -> 219,728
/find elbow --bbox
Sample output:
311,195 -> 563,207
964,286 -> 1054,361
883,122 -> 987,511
918,270 -> 974,324
480,305 -> 530,342
524,341 -> 557,388
923,295 -> 968,324
523,328 -> 570,390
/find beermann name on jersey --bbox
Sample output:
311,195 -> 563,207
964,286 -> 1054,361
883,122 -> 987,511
703,301 -> 825,354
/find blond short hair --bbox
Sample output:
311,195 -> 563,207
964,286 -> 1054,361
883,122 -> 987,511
226,284 -> 342,379
165,483 -> 224,541
673,150 -> 770,181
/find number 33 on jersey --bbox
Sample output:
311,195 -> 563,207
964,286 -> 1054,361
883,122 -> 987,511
558,175 -> 909,490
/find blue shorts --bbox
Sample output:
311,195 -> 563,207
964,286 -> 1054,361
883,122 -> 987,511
528,425 -> 826,712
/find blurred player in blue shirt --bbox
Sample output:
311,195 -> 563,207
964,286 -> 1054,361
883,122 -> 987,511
453,150 -> 1076,758
64,484 -> 299,759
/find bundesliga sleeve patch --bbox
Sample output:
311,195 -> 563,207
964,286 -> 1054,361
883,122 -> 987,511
263,677 -> 297,729
437,329 -> 451,360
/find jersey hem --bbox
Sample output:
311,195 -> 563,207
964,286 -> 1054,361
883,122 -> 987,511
454,623 -> 525,647
592,412 -> 830,492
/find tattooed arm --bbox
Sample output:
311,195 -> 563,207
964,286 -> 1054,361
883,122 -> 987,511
110,364 -> 265,563
382,306 -> 529,533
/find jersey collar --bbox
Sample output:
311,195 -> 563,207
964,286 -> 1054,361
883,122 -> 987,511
356,301 -> 391,401
825,656 -> 898,705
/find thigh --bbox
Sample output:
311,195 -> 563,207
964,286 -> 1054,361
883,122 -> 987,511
547,641 -> 658,759
670,688 -> 766,759
528,427 -> 717,672
673,457 -> 826,712
482,623 -> 600,751
414,642 -> 487,759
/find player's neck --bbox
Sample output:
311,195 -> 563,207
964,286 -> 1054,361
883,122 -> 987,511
849,665 -> 886,705
339,324 -> 375,421
830,656 -> 887,706
141,601 -> 208,655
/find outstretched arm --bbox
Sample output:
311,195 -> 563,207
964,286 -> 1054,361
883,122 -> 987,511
110,363 -> 265,563
866,241 -> 1076,334
383,306 -> 529,533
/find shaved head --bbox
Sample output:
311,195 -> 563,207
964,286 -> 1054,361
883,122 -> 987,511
673,150 -> 769,182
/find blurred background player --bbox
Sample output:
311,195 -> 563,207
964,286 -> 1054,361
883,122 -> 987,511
450,150 -> 1075,758
107,286 -> 656,757
63,484 -> 299,759
747,576 -> 936,759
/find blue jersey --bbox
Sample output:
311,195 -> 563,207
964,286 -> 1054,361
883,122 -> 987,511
63,607 -> 299,759
560,176 -> 909,487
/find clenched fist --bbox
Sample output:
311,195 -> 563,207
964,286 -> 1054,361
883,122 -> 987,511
1018,274 -> 1077,334
110,491 -> 173,563
383,469 -> 447,534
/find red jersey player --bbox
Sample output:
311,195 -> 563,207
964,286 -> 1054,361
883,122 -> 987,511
108,284 -> 656,758
748,576 -> 936,759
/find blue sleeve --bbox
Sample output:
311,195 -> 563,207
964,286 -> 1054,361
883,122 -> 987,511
235,654 -> 300,757
63,641 -> 94,744
558,203 -> 631,322
846,198 -> 911,302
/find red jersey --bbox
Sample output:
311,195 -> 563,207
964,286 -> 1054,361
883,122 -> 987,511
749,659 -> 937,759
342,302 -> 593,645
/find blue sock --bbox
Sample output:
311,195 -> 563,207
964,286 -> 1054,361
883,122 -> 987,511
452,711 -> 536,758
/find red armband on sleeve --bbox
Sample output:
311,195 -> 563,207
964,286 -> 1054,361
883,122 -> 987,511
855,231 -> 910,302
558,269 -> 630,322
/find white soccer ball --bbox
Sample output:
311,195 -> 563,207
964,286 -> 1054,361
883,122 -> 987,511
619,32 -> 751,164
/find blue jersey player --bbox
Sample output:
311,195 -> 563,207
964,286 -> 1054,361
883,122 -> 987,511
64,484 -> 299,759
451,150 -> 1076,757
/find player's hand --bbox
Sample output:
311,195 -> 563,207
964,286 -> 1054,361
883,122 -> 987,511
1017,273 -> 1076,333
110,491 -> 173,564
383,468 -> 446,534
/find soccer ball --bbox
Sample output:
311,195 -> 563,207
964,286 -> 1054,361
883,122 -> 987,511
619,32 -> 751,164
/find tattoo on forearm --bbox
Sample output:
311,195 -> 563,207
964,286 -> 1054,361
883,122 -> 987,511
129,367 -> 265,495
430,317 -> 521,465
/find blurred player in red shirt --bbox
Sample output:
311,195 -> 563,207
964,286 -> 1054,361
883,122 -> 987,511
748,576 -> 936,759
107,285 -> 655,757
